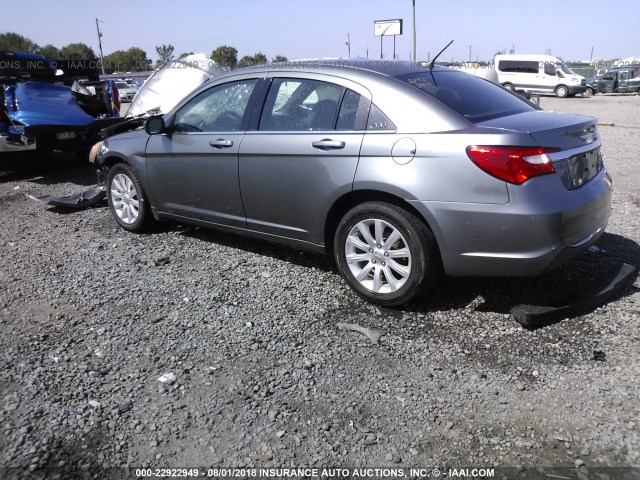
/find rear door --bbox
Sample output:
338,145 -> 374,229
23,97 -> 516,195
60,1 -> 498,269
617,71 -> 629,92
239,74 -> 369,246
146,77 -> 260,227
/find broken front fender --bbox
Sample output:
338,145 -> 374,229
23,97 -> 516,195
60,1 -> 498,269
26,185 -> 106,209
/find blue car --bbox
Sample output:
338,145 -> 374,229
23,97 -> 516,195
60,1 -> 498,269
1,51 -> 122,156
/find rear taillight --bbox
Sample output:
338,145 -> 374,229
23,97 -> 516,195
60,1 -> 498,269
466,146 -> 560,185
113,87 -> 121,113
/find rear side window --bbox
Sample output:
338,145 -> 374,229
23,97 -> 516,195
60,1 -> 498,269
497,60 -> 539,74
260,78 -> 342,131
336,89 -> 370,130
259,78 -> 370,131
398,70 -> 536,123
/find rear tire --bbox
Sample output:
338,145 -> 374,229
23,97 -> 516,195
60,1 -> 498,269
502,83 -> 515,91
334,202 -> 441,307
106,163 -> 152,232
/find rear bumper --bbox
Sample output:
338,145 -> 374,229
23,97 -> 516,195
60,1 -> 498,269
409,169 -> 612,277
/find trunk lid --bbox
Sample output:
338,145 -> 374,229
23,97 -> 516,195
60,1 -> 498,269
478,111 -> 602,189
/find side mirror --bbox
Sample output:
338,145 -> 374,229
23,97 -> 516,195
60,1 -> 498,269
144,116 -> 165,135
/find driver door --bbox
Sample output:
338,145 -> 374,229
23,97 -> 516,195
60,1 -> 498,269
146,78 -> 259,228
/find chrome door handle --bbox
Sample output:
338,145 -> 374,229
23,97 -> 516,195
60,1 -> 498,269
312,139 -> 346,150
209,139 -> 233,148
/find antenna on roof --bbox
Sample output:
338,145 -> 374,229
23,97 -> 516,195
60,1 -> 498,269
428,40 -> 453,71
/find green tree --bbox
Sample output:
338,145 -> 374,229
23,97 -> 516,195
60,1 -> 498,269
211,45 -> 237,68
39,44 -> 61,58
238,52 -> 269,68
0,32 -> 39,53
126,47 -> 151,71
103,50 -> 127,73
103,47 -> 151,72
59,43 -> 96,60
253,51 -> 268,65
237,55 -> 256,68
179,51 -> 194,59
272,55 -> 288,63
156,44 -> 174,63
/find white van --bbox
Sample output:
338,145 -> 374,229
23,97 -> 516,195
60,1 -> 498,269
494,54 -> 586,97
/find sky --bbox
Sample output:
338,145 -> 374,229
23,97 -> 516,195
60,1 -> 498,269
3,0 -> 639,64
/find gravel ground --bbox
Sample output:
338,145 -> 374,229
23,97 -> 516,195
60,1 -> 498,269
1,94 -> 639,480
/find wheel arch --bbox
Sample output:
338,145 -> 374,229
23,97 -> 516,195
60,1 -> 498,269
98,154 -> 161,221
324,189 -> 442,260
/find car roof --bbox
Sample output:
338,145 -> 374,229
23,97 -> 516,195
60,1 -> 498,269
230,58 -> 444,79
606,66 -> 639,71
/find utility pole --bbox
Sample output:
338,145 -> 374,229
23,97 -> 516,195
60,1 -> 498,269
346,33 -> 351,58
412,0 -> 416,62
95,18 -> 106,75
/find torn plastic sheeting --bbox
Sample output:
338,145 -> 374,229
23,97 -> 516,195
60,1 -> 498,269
337,322 -> 382,344
26,185 -> 106,209
511,262 -> 635,327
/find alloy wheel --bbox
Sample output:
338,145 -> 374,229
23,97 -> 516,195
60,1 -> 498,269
344,218 -> 412,294
110,173 -> 140,224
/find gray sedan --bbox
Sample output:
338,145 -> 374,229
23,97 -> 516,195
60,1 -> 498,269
90,59 -> 612,306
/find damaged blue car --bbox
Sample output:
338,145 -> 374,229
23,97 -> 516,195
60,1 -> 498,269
1,51 -> 122,156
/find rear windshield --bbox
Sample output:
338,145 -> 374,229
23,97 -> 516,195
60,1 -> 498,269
397,70 -> 536,123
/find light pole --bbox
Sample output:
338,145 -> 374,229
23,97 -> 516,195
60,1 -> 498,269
412,0 -> 416,62
95,18 -> 106,75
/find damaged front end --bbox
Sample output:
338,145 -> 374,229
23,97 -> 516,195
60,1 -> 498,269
27,54 -> 227,208
1,51 -> 121,155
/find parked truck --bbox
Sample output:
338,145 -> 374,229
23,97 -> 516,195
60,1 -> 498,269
597,66 -> 640,94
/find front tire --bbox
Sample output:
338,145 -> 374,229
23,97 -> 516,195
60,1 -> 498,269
555,85 -> 569,98
334,202 -> 441,307
502,83 -> 515,91
106,163 -> 151,232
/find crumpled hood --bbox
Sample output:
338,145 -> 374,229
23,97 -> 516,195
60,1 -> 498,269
3,81 -> 95,126
127,53 -> 226,118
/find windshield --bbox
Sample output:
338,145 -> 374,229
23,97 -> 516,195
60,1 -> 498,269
115,82 -> 130,88
397,69 -> 536,123
558,63 -> 575,75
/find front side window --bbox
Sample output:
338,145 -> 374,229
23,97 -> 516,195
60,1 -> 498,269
259,78 -> 344,131
173,79 -> 257,133
544,63 -> 556,76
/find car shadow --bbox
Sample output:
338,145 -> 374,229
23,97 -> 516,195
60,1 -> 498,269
177,225 -> 638,326
405,232 -> 639,326
0,152 -> 96,187
174,224 -> 337,272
